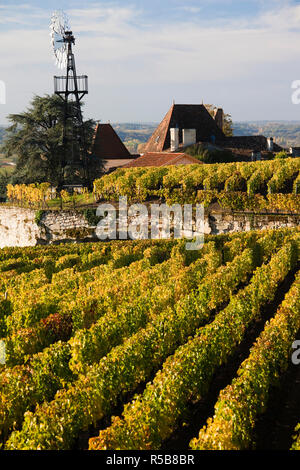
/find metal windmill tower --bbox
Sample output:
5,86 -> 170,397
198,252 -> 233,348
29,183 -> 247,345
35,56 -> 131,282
50,10 -> 90,187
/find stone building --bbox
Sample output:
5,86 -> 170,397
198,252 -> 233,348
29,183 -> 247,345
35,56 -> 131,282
141,103 -> 284,162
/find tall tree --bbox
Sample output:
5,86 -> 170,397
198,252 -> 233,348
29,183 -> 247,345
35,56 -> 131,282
2,94 -> 102,187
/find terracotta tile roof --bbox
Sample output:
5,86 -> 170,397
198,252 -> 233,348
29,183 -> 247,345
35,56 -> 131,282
91,123 -> 131,159
143,104 -> 225,153
122,152 -> 202,168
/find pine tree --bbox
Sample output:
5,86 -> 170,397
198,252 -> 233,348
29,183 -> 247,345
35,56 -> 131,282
2,94 -> 102,187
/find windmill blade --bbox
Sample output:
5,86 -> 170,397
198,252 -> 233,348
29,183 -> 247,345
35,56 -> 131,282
50,10 -> 70,69
50,10 -> 69,35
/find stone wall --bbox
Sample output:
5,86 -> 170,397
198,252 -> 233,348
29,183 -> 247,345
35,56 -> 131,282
0,207 -> 97,249
0,206 -> 298,249
38,210 -> 96,244
205,212 -> 300,235
0,207 -> 40,249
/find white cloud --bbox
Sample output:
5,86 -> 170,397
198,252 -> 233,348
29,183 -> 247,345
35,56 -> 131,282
2,2 -> 300,70
0,4 -> 49,25
1,1 -> 300,123
65,2 -> 300,85
176,5 -> 203,14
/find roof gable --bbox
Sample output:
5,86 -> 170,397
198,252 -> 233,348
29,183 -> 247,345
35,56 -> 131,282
142,105 -> 175,153
143,104 -> 225,153
91,123 -> 131,159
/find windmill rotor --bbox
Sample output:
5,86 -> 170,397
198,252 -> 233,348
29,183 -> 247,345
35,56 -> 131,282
50,10 -> 70,69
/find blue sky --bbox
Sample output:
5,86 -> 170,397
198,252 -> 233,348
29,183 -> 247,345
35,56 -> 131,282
1,0 -> 300,124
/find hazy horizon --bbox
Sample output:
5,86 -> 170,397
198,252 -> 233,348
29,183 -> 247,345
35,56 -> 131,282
3,119 -> 300,128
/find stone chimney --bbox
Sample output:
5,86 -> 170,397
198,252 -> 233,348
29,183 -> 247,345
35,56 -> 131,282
267,137 -> 274,152
290,147 -> 300,157
214,108 -> 224,131
183,129 -> 197,147
170,128 -> 179,152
